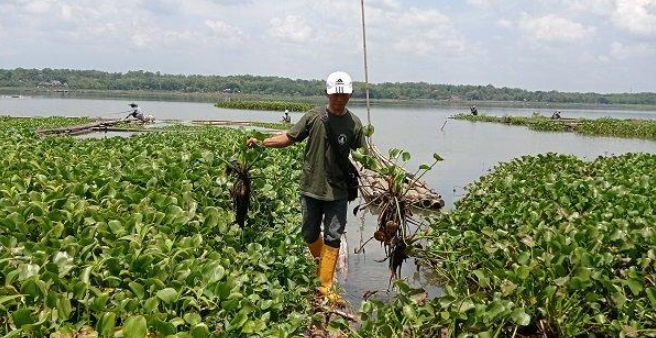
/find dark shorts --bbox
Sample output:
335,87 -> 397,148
300,195 -> 347,248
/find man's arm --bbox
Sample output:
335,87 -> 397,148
248,111 -> 312,148
247,133 -> 295,149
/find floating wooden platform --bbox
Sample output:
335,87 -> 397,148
36,119 -> 129,136
356,146 -> 444,211
36,119 -> 272,137
36,119 -> 161,137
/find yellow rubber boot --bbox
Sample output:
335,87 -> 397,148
307,237 -> 323,260
318,245 -> 343,304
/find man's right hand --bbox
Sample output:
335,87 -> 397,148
247,134 -> 294,149
247,138 -> 261,148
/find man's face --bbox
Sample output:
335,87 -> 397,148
327,93 -> 351,112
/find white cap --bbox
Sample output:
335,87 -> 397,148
326,71 -> 353,94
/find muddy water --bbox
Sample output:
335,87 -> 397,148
4,95 -> 656,307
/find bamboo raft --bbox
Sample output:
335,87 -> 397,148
357,146 -> 444,211
36,119 -> 271,137
35,119 -> 140,136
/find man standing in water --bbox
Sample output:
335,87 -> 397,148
282,111 -> 292,123
470,105 -> 479,116
247,71 -> 366,303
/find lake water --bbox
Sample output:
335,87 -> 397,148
3,94 -> 656,306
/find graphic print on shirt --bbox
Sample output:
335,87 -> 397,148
338,134 -> 347,146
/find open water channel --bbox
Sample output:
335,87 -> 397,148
3,94 -> 656,306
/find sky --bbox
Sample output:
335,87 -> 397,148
0,0 -> 655,93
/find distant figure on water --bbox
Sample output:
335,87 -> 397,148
282,111 -> 292,123
125,103 -> 154,123
470,105 -> 478,116
551,111 -> 561,120
125,103 -> 144,122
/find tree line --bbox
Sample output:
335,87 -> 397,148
1,68 -> 655,105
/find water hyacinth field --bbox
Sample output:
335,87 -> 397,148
452,114 -> 656,141
0,117 -> 317,337
354,153 -> 656,337
215,100 -> 314,113
1,110 -> 656,338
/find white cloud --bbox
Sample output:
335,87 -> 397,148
611,0 -> 656,36
598,54 -> 611,62
391,8 -> 466,56
0,1 -> 123,43
205,20 -> 232,35
206,0 -> 252,5
568,0 -> 615,14
141,0 -> 181,16
369,0 -> 402,10
309,0 -> 466,56
467,0 -> 496,6
24,0 -> 53,14
474,0 -> 656,37
496,18 -> 514,28
0,0 -> 248,49
518,13 -> 597,42
205,20 -> 245,41
268,15 -> 313,43
0,0 -> 654,92
126,23 -> 247,50
610,41 -> 655,58
60,4 -> 73,20
130,33 -> 150,49
567,0 -> 656,36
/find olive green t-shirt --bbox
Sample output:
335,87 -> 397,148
287,107 -> 366,201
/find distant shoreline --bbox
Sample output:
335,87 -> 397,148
2,87 -> 656,111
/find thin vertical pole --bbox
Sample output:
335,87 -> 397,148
360,0 -> 373,146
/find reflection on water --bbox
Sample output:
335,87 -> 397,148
342,205 -> 443,307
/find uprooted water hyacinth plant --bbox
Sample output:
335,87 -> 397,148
221,136 -> 267,227
352,125 -> 443,285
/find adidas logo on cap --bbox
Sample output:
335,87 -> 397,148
326,71 -> 353,94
